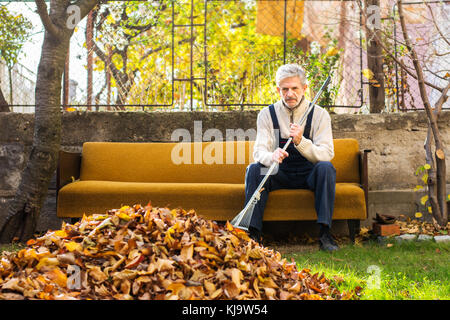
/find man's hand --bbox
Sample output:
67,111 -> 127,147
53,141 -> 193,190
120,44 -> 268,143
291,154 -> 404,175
289,123 -> 304,146
272,148 -> 289,164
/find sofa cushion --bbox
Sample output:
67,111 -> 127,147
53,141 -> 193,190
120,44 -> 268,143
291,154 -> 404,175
57,181 -> 366,221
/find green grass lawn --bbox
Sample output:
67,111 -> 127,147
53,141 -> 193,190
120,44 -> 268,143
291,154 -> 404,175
279,239 -> 450,300
0,243 -> 24,254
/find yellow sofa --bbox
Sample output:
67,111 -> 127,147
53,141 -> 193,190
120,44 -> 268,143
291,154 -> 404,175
57,139 -> 369,241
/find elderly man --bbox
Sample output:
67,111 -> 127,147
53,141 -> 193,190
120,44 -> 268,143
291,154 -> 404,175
245,64 -> 339,251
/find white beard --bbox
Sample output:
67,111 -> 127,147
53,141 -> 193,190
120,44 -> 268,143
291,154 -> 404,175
282,95 -> 304,110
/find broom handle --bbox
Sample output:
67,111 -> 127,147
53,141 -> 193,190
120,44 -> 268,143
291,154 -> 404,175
244,76 -> 331,208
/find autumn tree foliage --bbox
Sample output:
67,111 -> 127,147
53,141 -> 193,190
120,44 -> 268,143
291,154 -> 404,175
0,5 -> 33,111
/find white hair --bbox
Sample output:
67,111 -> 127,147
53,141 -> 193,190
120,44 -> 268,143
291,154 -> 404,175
275,64 -> 307,87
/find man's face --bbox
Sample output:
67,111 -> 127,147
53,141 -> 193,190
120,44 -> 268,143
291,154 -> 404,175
277,76 -> 308,108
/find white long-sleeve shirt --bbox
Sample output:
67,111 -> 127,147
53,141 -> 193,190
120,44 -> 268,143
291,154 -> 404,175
253,98 -> 334,167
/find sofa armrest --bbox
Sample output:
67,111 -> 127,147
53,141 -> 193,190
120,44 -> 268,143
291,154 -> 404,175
57,150 -> 82,194
360,149 -> 371,217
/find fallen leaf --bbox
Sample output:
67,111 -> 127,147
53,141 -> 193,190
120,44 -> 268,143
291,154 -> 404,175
45,268 -> 68,288
65,241 -> 83,252
35,257 -> 59,271
180,244 -> 193,261
204,280 -> 216,296
89,266 -> 108,283
224,281 -> 240,299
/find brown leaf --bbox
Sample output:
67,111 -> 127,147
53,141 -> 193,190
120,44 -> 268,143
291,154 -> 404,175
125,254 -> 144,269
180,244 -> 193,261
229,268 -> 243,290
264,287 -> 277,299
45,268 -> 68,288
279,290 -> 292,300
210,288 -> 223,299
155,258 -> 175,272
248,248 -> 263,259
89,266 -> 108,283
204,280 -> 216,296
223,281 -> 239,299
167,282 -> 185,295
56,252 -> 76,265
120,280 -> 131,295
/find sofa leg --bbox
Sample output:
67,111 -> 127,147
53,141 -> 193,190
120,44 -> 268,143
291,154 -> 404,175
347,219 -> 360,243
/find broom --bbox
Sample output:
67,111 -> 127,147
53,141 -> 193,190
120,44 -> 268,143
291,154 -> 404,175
231,75 -> 331,231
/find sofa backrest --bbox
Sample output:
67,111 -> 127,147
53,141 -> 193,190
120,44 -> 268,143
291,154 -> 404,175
80,139 -> 360,184
80,141 -> 254,184
331,138 -> 360,183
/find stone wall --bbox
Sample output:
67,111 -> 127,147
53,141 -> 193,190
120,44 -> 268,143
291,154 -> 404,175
0,111 -> 449,232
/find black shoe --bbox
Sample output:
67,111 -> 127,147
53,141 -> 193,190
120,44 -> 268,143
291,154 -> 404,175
319,233 -> 339,252
248,227 -> 263,244
326,232 -> 339,247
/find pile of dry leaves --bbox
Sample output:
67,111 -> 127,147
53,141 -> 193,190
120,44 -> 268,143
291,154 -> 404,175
0,204 -> 360,300
396,215 -> 450,236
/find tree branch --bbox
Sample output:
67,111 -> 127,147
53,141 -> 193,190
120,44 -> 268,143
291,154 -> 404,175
73,0 -> 101,22
35,0 -> 62,39
426,2 -> 450,47
91,40 -> 124,81
357,1 -> 445,93
0,87 -> 10,112
375,35 -> 444,92
434,81 -> 450,114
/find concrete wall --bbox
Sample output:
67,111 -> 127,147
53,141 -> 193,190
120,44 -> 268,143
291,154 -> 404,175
0,111 -> 449,233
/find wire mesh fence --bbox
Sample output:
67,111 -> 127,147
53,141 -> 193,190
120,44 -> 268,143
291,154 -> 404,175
0,0 -> 367,112
0,59 -> 35,112
60,0 -> 367,112
390,0 -> 449,111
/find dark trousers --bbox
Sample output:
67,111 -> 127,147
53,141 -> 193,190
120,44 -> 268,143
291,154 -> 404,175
244,161 -> 336,232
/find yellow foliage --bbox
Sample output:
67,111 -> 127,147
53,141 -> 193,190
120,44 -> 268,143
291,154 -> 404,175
65,241 -> 83,252
420,195 -> 428,205
362,69 -> 374,80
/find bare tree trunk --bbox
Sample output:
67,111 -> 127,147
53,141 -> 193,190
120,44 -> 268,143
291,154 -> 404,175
0,0 -> 99,243
106,44 -> 111,109
86,10 -> 94,109
8,67 -> 13,106
0,87 -> 9,112
63,45 -> 70,110
0,34 -> 70,243
365,0 -> 385,113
